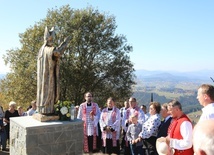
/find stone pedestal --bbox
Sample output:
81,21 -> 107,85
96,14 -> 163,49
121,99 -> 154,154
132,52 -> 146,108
32,113 -> 60,122
10,116 -> 83,155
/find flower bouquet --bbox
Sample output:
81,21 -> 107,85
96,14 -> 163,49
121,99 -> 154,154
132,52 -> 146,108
54,100 -> 74,121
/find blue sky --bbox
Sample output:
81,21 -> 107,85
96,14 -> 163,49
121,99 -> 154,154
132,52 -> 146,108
0,0 -> 213,74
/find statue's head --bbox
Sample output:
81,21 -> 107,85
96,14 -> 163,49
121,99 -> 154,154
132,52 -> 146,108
44,26 -> 55,45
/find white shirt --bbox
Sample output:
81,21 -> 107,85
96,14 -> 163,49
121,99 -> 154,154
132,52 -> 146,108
120,107 -> 128,120
122,107 -> 145,131
164,115 -> 172,122
170,121 -> 193,150
144,112 -> 150,122
26,108 -> 37,116
198,103 -> 214,122
139,114 -> 161,139
77,102 -> 100,136
99,107 -> 121,139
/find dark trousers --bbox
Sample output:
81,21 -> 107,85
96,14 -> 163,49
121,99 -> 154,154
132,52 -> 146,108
125,142 -> 131,155
121,129 -> 126,149
130,144 -> 144,155
5,125 -> 9,141
97,123 -> 102,151
0,119 -> 7,150
88,135 -> 99,153
0,127 -> 7,149
102,139 -> 120,155
142,136 -> 157,155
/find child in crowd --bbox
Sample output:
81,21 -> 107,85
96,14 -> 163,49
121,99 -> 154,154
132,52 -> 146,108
126,114 -> 143,155
17,106 -> 26,116
26,100 -> 37,116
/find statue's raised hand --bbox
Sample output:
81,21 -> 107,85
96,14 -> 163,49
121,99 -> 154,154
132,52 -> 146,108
64,36 -> 72,44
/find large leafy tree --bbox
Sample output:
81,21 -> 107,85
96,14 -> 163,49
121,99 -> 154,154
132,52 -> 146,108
0,5 -> 135,108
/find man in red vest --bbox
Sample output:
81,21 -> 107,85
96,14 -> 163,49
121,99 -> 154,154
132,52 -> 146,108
164,100 -> 194,155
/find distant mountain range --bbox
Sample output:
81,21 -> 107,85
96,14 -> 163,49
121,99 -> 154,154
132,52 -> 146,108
1,70 -> 214,83
133,70 -> 211,114
135,69 -> 214,83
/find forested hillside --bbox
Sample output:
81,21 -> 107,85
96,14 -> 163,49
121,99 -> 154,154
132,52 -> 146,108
132,70 -> 213,114
133,91 -> 202,114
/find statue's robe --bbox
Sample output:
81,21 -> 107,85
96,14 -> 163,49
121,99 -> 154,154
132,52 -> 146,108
37,45 -> 60,114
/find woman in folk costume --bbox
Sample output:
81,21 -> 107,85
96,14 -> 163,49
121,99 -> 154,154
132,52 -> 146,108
136,102 -> 161,155
77,92 -> 100,153
122,97 -> 145,155
99,97 -> 121,155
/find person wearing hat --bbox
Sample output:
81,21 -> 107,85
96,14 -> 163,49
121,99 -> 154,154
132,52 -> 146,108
162,100 -> 194,155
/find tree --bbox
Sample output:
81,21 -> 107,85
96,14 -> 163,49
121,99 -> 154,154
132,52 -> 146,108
0,5 -> 135,108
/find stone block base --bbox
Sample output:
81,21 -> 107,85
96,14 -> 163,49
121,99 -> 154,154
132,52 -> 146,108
32,113 -> 59,122
10,116 -> 83,155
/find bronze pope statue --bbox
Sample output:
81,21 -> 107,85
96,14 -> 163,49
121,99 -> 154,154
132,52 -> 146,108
37,27 -> 70,114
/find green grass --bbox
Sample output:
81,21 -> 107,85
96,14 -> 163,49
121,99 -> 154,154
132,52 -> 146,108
187,110 -> 202,126
152,90 -> 181,99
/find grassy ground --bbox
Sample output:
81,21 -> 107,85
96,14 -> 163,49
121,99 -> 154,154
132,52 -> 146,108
187,110 -> 202,126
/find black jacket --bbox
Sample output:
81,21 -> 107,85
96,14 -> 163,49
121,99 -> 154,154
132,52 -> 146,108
157,116 -> 172,138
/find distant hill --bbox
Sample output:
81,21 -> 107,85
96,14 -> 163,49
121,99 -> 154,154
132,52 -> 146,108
0,70 -> 209,115
1,70 -> 214,82
135,69 -> 214,83
132,69 -> 212,114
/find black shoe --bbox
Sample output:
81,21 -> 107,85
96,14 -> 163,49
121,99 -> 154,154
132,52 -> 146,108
120,149 -> 125,153
2,148 -> 9,151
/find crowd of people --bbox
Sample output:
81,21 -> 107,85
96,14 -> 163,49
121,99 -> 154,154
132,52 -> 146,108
0,83 -> 214,155
0,100 -> 37,152
77,84 -> 214,155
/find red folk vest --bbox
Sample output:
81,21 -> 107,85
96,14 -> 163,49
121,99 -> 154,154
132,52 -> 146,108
169,114 -> 194,155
